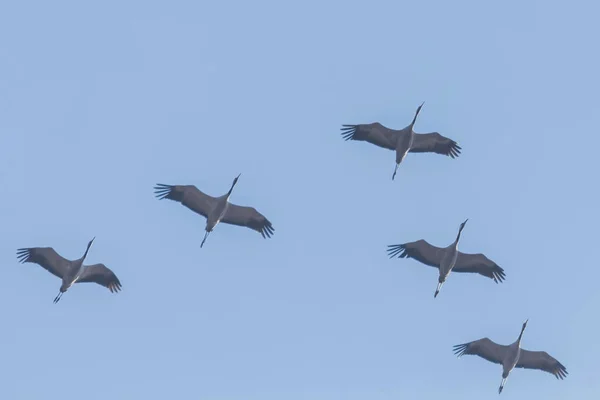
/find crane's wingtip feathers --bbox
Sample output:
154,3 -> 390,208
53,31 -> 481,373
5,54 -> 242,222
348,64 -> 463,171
554,363 -> 568,379
16,248 -> 32,263
340,125 -> 358,141
492,264 -> 506,283
445,142 -> 462,158
108,280 -> 122,293
386,243 -> 408,259
452,343 -> 468,357
154,184 -> 175,200
259,220 -> 275,238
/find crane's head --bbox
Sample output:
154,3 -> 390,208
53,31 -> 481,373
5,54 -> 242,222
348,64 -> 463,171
232,173 -> 241,189
522,319 -> 529,331
460,218 -> 468,230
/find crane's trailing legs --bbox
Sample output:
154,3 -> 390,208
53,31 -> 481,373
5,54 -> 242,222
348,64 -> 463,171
201,231 -> 211,248
392,164 -> 400,180
53,291 -> 64,304
499,377 -> 507,394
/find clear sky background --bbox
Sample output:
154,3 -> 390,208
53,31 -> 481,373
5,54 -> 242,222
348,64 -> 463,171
1,1 -> 598,399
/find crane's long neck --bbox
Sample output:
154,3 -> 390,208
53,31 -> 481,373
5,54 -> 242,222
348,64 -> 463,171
225,175 -> 240,200
516,325 -> 526,347
454,226 -> 465,248
80,238 -> 95,264
409,102 -> 424,130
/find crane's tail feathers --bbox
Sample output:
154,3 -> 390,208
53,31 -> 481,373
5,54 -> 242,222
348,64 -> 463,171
154,184 -> 176,200
386,244 -> 409,259
16,248 -> 34,263
452,343 -> 469,357
340,125 -> 358,141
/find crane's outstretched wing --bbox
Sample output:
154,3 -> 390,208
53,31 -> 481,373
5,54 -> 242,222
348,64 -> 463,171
516,349 -> 568,379
340,123 -> 397,150
410,132 -> 461,158
77,263 -> 122,293
452,252 -> 506,283
154,184 -> 217,219
16,247 -> 69,279
453,338 -> 509,365
221,204 -> 274,238
387,239 -> 444,268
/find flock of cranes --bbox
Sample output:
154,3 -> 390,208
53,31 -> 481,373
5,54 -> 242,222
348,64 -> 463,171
15,101 -> 566,395
343,102 -> 567,394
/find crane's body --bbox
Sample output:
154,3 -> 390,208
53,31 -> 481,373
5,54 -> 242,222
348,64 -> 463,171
500,340 -> 522,392
341,102 -> 461,180
201,175 -> 240,247
60,260 -> 86,292
55,238 -> 94,302
391,103 -> 421,180
434,221 -> 466,297
436,243 -> 458,297
393,125 -> 415,179
206,198 -> 230,232
453,320 -> 567,394
439,243 -> 459,276
495,329 -> 528,394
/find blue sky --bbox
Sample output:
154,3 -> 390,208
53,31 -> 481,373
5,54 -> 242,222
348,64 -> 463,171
1,1 -> 598,399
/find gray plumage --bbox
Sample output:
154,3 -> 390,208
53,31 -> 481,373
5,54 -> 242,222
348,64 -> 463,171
341,102 -> 461,180
454,320 -> 567,394
387,219 -> 505,297
154,173 -> 274,248
16,238 -> 122,303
